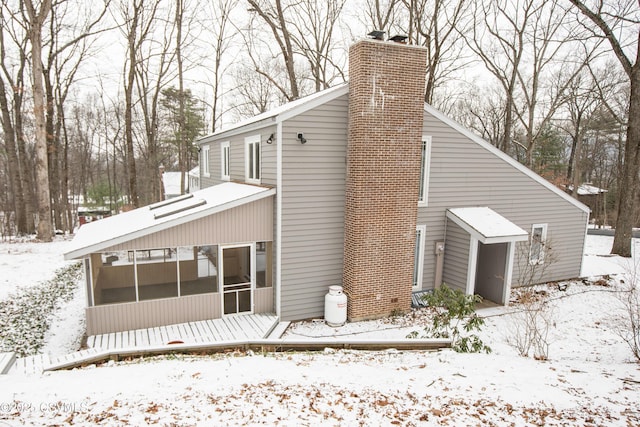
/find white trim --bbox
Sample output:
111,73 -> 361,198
86,258 -> 95,307
65,184 -> 276,259
446,208 -> 529,244
529,223 -> 548,265
413,225 -> 426,291
219,243 -> 255,316
275,122 -> 283,318
418,136 -> 432,207
466,238 -> 478,295
220,141 -> 230,181
503,242 -> 516,305
196,84 -> 349,142
423,103 -> 590,214
133,251 -> 139,302
245,135 -> 261,185
176,248 -> 181,298
201,145 -> 210,177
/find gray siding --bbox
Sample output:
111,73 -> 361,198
86,293 -> 221,335
103,197 -> 274,251
441,220 -> 470,293
199,126 -> 277,188
280,94 -> 348,320
85,287 -> 274,335
417,109 -> 588,291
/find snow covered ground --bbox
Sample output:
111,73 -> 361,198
0,234 -> 638,425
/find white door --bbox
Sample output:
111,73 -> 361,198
219,244 -> 254,315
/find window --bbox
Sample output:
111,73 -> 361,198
221,141 -> 230,181
93,245 -> 219,306
529,224 -> 548,265
418,136 -> 432,206
245,135 -> 261,184
413,225 -> 426,290
201,145 -> 210,177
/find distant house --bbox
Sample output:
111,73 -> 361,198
575,184 -> 608,226
161,171 -> 188,199
65,38 -> 589,335
188,166 -> 200,192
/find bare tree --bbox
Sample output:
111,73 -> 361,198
203,0 -> 239,132
405,0 -> 471,105
0,5 -> 36,235
465,0 -> 533,155
246,0 -> 300,101
24,0 -> 53,241
135,2 -> 179,205
41,0 -> 110,232
198,0 -> 238,132
230,62 -> 278,118
360,0 -> 403,35
286,0 -> 347,92
567,0 -> 640,257
0,5 -> 28,234
118,0 -> 162,208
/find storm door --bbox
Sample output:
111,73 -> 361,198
220,244 -> 254,315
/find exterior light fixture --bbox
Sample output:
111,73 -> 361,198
297,133 -> 307,144
266,133 -> 274,144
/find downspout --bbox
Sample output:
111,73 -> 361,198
275,121 -> 283,318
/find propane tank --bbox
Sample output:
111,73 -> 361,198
324,285 -> 347,327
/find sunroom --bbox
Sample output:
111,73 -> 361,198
64,182 -> 276,335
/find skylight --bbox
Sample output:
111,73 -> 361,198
148,194 -> 193,210
153,199 -> 206,220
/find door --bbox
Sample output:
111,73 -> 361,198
220,244 -> 254,315
475,242 -> 508,304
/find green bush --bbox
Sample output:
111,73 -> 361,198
417,285 -> 491,354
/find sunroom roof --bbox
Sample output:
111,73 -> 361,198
65,182 -> 275,260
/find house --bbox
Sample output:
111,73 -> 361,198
64,38 -> 589,335
188,166 -> 200,192
161,171 -> 188,199
574,183 -> 608,226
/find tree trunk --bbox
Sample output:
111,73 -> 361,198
25,0 -> 53,241
0,79 -> 26,234
611,69 -> 640,257
44,68 -> 61,232
124,5 -> 140,208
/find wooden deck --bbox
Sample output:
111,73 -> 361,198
0,352 -> 16,374
7,313 -> 279,375
85,313 -> 279,349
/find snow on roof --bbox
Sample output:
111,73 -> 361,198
577,184 -> 607,196
446,207 -> 529,244
65,182 -> 275,260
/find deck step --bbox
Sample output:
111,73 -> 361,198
0,352 -> 16,375
265,321 -> 291,339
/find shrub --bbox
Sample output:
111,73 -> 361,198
412,284 -> 491,353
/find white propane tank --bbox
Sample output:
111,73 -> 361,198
325,285 -> 347,327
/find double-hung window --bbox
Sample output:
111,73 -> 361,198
221,141 -> 230,181
245,135 -> 261,184
201,145 -> 210,177
529,224 -> 548,265
418,136 -> 432,207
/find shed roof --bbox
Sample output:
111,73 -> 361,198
446,207 -> 529,244
65,182 -> 275,260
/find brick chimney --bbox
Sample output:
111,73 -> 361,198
343,38 -> 428,321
